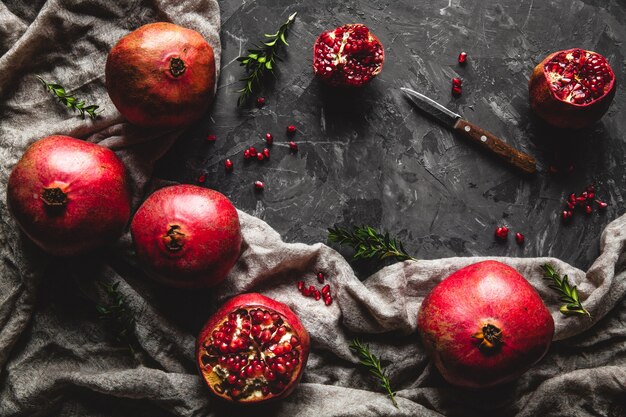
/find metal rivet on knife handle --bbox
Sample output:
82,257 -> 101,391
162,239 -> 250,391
453,119 -> 536,175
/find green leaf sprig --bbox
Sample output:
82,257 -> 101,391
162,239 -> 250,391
236,12 -> 297,106
37,75 -> 100,119
541,264 -> 591,318
328,226 -> 416,262
96,281 -> 137,352
349,338 -> 398,408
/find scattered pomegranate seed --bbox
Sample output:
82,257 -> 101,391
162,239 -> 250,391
302,286 -> 311,296
585,205 -> 592,214
452,77 -> 462,87
587,185 -> 596,193
458,51 -> 467,65
263,148 -> 270,158
321,284 -> 330,294
256,97 -> 266,106
495,226 -> 509,240
313,290 -> 321,301
244,149 -> 251,160
568,193 -> 576,203
197,174 -> 206,184
257,153 -> 265,162
265,133 -> 273,145
297,281 -> 304,291
287,125 -> 297,134
515,232 -> 524,245
249,147 -> 257,157
324,296 -> 333,306
567,201 -> 576,210
224,159 -> 233,171
562,210 -> 573,221
254,181 -> 265,191
317,272 -> 325,283
207,134 -> 217,142
596,200 -> 608,210
452,85 -> 462,96
289,141 -> 298,152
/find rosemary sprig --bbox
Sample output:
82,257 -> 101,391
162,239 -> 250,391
328,226 -> 416,262
96,281 -> 137,352
541,264 -> 591,318
236,12 -> 297,106
349,338 -> 398,408
37,75 -> 100,119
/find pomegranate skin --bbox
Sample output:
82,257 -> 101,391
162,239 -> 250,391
529,48 -> 616,129
7,136 -> 131,257
130,185 -> 241,288
417,260 -> 554,389
196,293 -> 310,403
106,22 -> 216,129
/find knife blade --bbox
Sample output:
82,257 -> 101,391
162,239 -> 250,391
400,87 -> 536,175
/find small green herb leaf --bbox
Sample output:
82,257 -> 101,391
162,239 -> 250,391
541,264 -> 591,318
328,225 -> 416,263
37,75 -> 100,119
350,338 -> 398,408
96,281 -> 137,352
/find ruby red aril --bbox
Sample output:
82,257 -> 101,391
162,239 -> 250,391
257,153 -> 265,162
417,260 -> 554,389
257,97 -> 266,106
197,174 -> 206,184
585,205 -> 592,214
131,185 -> 241,288
317,272 -> 325,283
529,48 -> 616,129
458,51 -> 467,65
515,232 -> 525,245
324,296 -> 333,306
255,181 -> 265,191
562,210 -> 573,221
321,284 -> 330,295
452,85 -> 462,96
313,290 -> 321,301
313,24 -> 384,87
265,133 -> 273,145
289,141 -> 298,152
197,293 -> 310,403
263,148 -> 270,158
287,125 -> 297,134
596,200 -> 608,209
297,281 -> 304,291
452,77 -> 462,87
224,159 -> 233,171
249,147 -> 257,157
207,135 -> 217,142
495,226 -> 509,240
7,135 -> 131,257
244,150 -> 251,160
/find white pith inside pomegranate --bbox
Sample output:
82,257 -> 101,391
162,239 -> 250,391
196,293 -> 309,403
313,24 -> 384,87
529,48 -> 616,129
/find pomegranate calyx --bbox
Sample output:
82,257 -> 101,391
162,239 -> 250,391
472,323 -> 503,352
41,187 -> 68,208
163,224 -> 186,251
169,57 -> 186,77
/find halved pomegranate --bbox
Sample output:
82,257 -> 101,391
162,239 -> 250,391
529,48 -> 616,129
313,24 -> 384,87
196,293 -> 309,403
417,261 -> 554,389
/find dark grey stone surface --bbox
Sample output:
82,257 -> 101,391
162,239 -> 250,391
157,0 -> 626,272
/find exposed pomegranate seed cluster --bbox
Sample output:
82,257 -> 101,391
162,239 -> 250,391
198,307 -> 303,400
297,272 -> 333,305
544,49 -> 614,105
561,184 -> 608,222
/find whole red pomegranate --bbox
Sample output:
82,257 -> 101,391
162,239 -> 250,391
313,24 -> 384,87
106,22 -> 216,129
130,185 -> 241,288
417,260 -> 554,389
529,48 -> 616,129
197,293 -> 310,403
7,135 -> 131,257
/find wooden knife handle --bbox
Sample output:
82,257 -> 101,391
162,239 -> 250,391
453,119 -> 536,175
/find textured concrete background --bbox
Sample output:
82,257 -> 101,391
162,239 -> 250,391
157,0 -> 626,272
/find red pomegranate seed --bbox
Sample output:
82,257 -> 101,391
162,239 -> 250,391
548,165 -> 559,174
568,193 -> 577,203
256,97 -> 266,106
265,133 -> 273,145
321,284 -> 330,295
257,152 -> 265,161
585,205 -> 592,214
586,184 -> 596,193
249,147 -> 257,157
452,85 -> 462,96
254,181 -> 264,191
287,125 -> 297,134
452,77 -> 462,87
263,148 -> 270,158
562,210 -> 573,221
596,200 -> 608,210
302,286 -> 311,296
317,272 -> 325,283
567,201 -> 576,210
207,134 -> 217,142
324,296 -> 333,306
313,290 -> 321,301
224,159 -> 233,171
244,149 -> 251,159
297,281 -> 304,291
197,174 -> 206,184
289,141 -> 298,152
515,232 -> 524,245
494,226 -> 509,240
458,51 -> 467,65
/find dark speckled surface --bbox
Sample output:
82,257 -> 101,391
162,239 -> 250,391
156,0 -> 626,272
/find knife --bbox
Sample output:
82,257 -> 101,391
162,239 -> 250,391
401,87 -> 536,175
